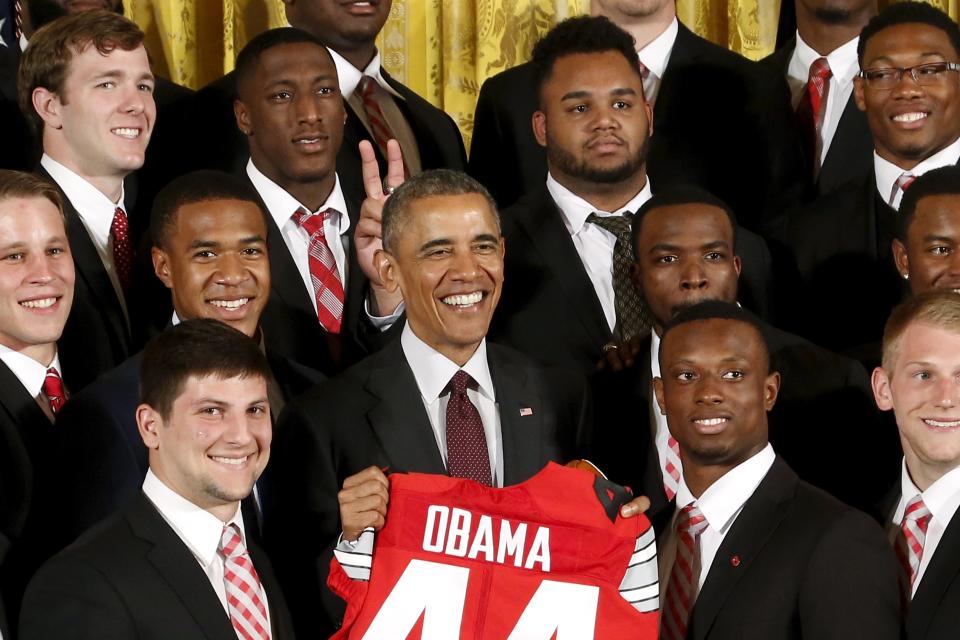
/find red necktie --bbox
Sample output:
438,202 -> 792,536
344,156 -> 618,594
445,370 -> 492,486
358,76 -> 410,178
292,207 -> 344,334
661,503 -> 709,640
110,207 -> 134,293
219,524 -> 271,640
895,495 -> 932,591
43,367 -> 66,415
664,436 -> 682,501
796,57 -> 832,174
889,172 -> 917,208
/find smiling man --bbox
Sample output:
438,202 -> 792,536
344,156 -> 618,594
654,301 -> 901,640
20,319 -> 296,640
268,169 -> 596,634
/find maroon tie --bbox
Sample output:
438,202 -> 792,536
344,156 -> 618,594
661,503 -> 709,640
358,76 -> 409,177
796,57 -> 832,175
445,370 -> 492,486
292,207 -> 345,334
43,367 -> 66,415
110,207 -> 134,293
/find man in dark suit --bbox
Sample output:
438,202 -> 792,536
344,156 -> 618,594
20,320 -> 295,640
18,11 -> 156,390
469,0 -> 803,236
872,292 -> 960,639
233,28 -> 401,376
53,170 -> 324,541
786,2 -> 960,363
192,0 -> 466,205
0,170 -> 74,632
762,0 -> 876,197
654,301 -> 902,640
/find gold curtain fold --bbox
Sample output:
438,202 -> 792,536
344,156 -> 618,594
126,0 -> 960,149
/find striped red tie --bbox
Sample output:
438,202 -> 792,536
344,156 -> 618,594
889,172 -> 917,208
661,503 -> 708,640
43,367 -> 66,415
663,436 -> 682,501
796,57 -> 832,174
358,76 -> 409,177
219,524 -> 270,640
896,495 -> 932,591
110,207 -> 134,293
292,207 -> 344,334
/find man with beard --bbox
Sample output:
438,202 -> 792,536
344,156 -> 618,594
763,0 -> 877,197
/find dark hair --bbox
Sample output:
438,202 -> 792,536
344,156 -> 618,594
0,170 -> 65,222
381,169 -> 499,253
530,15 -> 643,108
858,1 -> 960,66
19,10 -> 146,136
150,170 -> 267,249
631,185 -> 738,261
139,319 -> 273,419
898,165 -> 960,241
235,27 -> 330,98
661,300 -> 770,373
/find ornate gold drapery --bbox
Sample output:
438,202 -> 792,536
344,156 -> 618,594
124,0 -> 959,148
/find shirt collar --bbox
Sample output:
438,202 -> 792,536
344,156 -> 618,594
637,17 -> 679,81
650,329 -> 661,378
0,343 -> 60,398
399,322 -> 495,404
874,136 -> 960,205
545,173 -> 653,236
246,159 -> 350,236
142,469 -> 246,568
896,458 -> 960,527
41,153 -> 126,238
675,443 -> 776,534
327,46 -> 403,101
793,32 -> 860,87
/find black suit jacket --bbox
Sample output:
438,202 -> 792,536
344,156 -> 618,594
761,37 -> 874,198
266,336 -> 591,635
19,492 -> 295,640
192,67 -> 466,205
680,457 -> 902,639
906,498 -> 960,639
0,46 -> 32,172
468,22 -> 805,237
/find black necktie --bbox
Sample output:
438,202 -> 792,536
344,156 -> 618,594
588,212 -> 650,340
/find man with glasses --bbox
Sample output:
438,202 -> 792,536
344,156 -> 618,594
783,1 -> 960,366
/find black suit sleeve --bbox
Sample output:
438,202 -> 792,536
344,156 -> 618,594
798,509 -> 903,639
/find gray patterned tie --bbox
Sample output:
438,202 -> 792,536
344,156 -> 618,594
588,212 -> 651,340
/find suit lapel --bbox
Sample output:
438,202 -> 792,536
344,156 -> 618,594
0,361 -> 45,542
365,341 -> 447,475
688,458 -> 796,640
636,341 -> 670,517
818,95 -> 870,192
248,542 -> 293,640
488,346 -> 543,486
909,509 -> 960,638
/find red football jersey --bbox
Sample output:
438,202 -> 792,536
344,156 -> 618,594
329,462 -> 659,639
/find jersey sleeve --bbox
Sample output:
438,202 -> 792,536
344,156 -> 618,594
618,521 -> 659,613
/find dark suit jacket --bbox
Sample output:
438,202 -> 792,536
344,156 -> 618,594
191,67 -> 466,205
468,22 -> 806,237
266,336 -> 591,635
53,345 -> 324,541
761,37 -> 874,198
19,492 -> 295,640
0,46 -> 32,172
906,497 -> 960,639
680,457 -> 902,639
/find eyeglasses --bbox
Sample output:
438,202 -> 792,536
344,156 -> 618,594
859,62 -> 960,90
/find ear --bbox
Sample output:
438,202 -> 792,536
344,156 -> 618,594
137,404 -> 163,449
644,99 -> 653,138
234,99 -> 252,137
532,111 -> 547,148
763,371 -> 781,412
853,76 -> 867,112
872,366 -> 895,411
653,376 -> 666,416
377,249 -> 400,295
152,246 -> 174,289
892,239 -> 910,281
32,87 -> 63,130
733,254 -> 742,278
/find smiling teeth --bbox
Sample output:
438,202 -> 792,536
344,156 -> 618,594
443,292 -> 482,306
695,418 -> 727,426
211,455 -> 248,466
893,112 -> 928,123
20,298 -> 55,309
210,298 -> 248,309
112,128 -> 140,138
924,419 -> 960,428
296,138 -> 321,144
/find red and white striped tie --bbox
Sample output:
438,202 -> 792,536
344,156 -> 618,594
889,172 -> 917,208
663,436 -> 682,501
896,495 -> 932,590
661,503 -> 708,640
43,367 -> 66,415
219,524 -> 270,640
292,207 -> 344,334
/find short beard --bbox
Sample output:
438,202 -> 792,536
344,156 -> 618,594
546,133 -> 650,185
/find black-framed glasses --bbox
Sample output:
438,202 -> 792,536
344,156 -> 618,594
859,62 -> 960,89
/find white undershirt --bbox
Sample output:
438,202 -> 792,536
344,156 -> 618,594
874,136 -> 960,210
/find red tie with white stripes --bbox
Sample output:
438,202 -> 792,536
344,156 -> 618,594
896,495 -> 932,592
292,207 -> 345,334
219,523 -> 271,640
661,503 -> 708,640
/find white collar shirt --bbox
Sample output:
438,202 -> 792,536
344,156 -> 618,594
875,136 -> 960,210
142,470 -> 271,635
673,444 -> 776,589
546,173 -> 652,332
400,322 -> 502,486
892,460 -> 960,597
40,153 -> 129,319
637,17 -> 678,104
328,46 -> 403,101
246,159 -> 350,314
648,329 -> 677,484
787,33 -> 860,165
0,343 -> 61,399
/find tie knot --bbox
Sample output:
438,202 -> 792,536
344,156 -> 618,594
219,523 -> 246,559
638,60 -> 651,81
809,57 -> 832,81
293,207 -> 334,236
359,75 -> 378,98
677,503 -> 708,537
903,495 -> 932,525
449,370 -> 473,395
897,172 -> 917,192
43,367 -> 65,415
587,212 -> 632,238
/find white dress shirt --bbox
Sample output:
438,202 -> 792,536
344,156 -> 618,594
648,330 -> 678,481
400,322 -> 502,486
142,470 -> 272,635
891,460 -> 960,596
0,344 -> 62,421
546,174 -> 653,333
787,33 -> 860,166
41,153 -> 129,319
875,136 -> 960,209
672,444 -> 776,590
637,17 -> 679,104
328,47 -> 403,102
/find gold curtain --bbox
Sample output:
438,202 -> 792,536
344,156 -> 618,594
126,0 -> 960,149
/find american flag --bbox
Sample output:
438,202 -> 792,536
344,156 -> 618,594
0,0 -> 22,49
